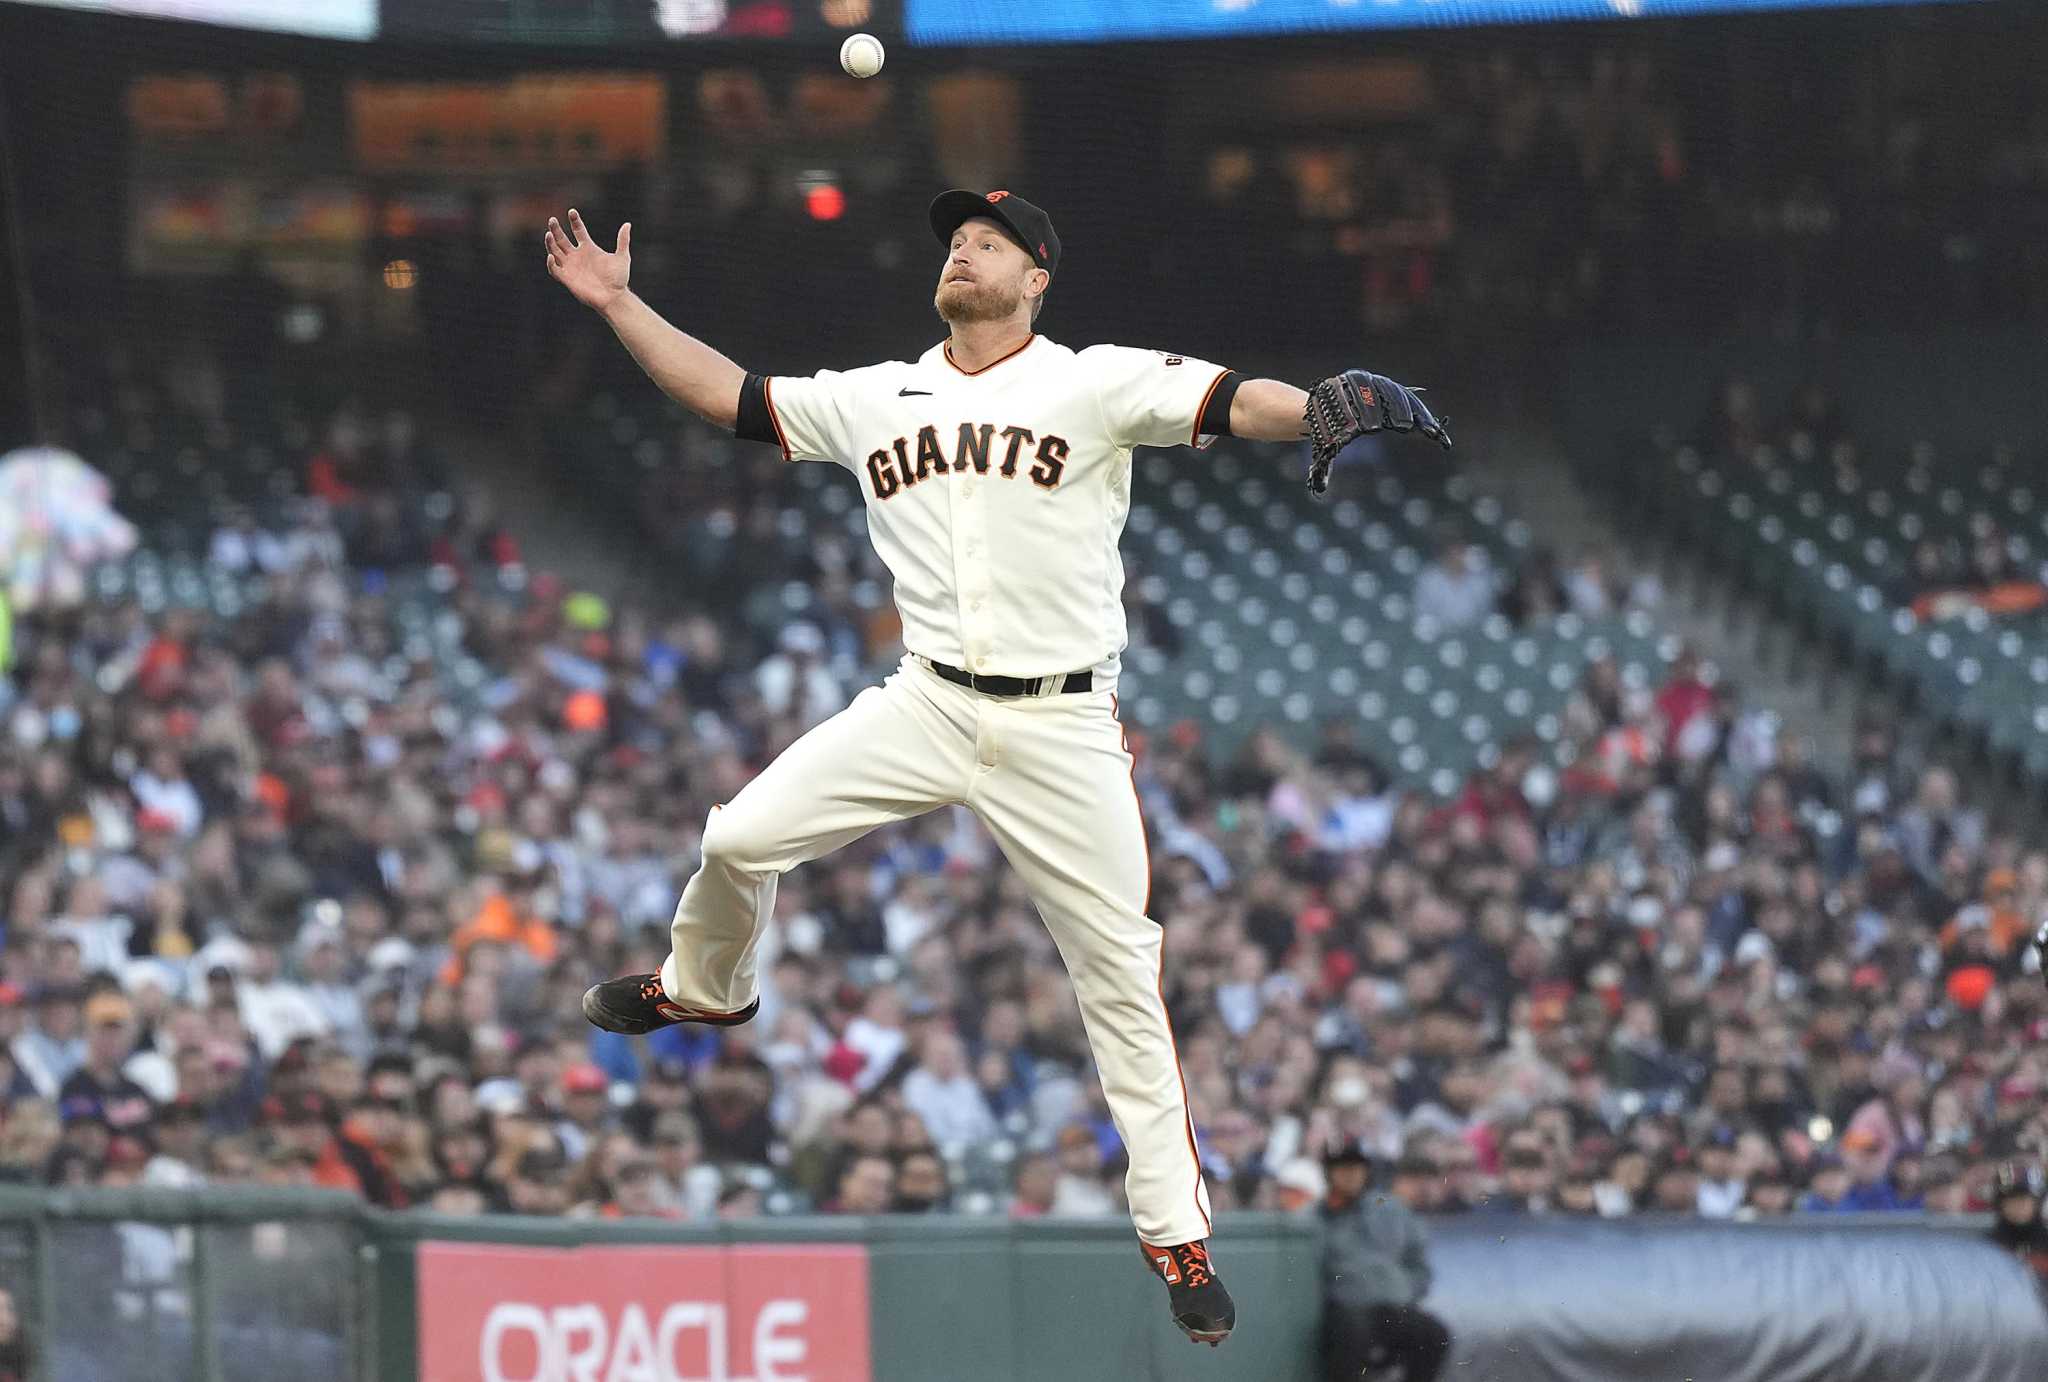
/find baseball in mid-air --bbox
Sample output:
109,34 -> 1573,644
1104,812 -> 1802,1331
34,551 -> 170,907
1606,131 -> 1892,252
839,32 -> 885,79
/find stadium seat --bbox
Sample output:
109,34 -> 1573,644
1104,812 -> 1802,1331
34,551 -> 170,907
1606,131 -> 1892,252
1618,437 -> 2048,786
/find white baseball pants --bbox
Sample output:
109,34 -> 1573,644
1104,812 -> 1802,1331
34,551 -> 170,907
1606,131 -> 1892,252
659,655 -> 1214,1248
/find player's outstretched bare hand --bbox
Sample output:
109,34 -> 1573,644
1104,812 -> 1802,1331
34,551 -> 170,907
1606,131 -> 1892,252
544,209 -> 630,313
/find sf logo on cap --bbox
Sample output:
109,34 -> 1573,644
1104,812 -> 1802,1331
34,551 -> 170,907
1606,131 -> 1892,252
986,191 -> 1010,202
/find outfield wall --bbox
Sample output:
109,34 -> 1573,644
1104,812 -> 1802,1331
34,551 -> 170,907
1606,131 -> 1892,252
0,1189 -> 2041,1382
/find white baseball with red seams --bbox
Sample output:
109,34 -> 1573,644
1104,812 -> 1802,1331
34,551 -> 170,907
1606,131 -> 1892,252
838,32 -> 884,79
659,334 -> 1227,1250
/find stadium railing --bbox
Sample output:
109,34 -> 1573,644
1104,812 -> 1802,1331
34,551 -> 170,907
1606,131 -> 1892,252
0,1184 -> 373,1382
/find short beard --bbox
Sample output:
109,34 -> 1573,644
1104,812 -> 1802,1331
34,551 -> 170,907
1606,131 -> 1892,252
934,277 -> 1022,325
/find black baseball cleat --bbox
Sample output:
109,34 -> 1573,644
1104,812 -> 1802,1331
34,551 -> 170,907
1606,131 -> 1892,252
1142,1239 -> 1236,1347
581,973 -> 760,1036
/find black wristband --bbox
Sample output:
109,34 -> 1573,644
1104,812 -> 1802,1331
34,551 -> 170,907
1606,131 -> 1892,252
1199,370 -> 1244,438
734,373 -> 777,446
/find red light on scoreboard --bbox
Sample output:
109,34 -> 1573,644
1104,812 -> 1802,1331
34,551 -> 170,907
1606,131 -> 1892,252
805,183 -> 846,222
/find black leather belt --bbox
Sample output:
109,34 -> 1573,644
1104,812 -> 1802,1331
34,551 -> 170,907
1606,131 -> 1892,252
923,658 -> 1093,697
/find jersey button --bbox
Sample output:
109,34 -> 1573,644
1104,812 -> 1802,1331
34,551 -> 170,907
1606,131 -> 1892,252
973,656 -> 989,672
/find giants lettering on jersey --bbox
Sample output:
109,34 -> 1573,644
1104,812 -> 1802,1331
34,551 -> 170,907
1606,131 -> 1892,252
762,338 -> 1230,677
864,423 -> 1069,500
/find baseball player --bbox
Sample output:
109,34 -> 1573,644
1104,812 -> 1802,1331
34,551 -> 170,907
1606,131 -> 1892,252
544,190 -> 1448,1346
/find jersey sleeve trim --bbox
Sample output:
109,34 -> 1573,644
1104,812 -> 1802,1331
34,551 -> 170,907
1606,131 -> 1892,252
734,373 -> 778,447
1192,368 -> 1240,448
761,376 -> 794,461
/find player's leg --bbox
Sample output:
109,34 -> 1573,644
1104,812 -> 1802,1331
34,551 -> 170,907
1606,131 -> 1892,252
966,690 -> 1229,1343
1321,1304 -> 1381,1382
1378,1306 -> 1451,1382
584,666 -> 970,1032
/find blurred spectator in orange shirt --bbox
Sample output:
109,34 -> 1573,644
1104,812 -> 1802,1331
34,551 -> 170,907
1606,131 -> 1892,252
1942,869 -> 2030,959
440,872 -> 559,987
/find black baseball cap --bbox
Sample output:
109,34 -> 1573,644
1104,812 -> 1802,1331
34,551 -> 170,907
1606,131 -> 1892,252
1322,1141 -> 1372,1170
929,189 -> 1060,275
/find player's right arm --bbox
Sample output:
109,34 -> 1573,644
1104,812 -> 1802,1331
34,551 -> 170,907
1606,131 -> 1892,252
544,209 -> 744,430
546,210 -> 853,461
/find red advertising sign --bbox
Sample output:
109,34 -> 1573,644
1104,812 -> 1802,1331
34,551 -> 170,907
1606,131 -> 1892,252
417,1241 -> 871,1382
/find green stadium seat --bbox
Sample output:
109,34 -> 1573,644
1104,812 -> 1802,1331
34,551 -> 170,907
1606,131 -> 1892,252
1630,439 -> 2048,787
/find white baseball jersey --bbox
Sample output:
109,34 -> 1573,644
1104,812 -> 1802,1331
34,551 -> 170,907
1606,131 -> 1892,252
759,335 -> 1233,682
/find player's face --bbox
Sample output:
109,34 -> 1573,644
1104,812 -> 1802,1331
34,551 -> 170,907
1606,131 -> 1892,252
935,217 -> 1038,325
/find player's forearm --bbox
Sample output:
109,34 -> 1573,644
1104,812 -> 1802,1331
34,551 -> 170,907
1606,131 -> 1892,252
600,291 -> 746,430
1228,377 -> 1310,443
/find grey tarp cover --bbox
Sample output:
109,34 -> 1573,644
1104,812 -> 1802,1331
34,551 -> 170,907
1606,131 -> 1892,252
1423,1217 -> 2048,1381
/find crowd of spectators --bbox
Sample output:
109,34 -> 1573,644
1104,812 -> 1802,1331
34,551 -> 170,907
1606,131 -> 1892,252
2,354 -> 2046,1250
1413,527 -> 1662,634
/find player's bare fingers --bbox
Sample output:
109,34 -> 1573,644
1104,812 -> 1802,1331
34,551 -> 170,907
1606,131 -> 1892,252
548,218 -> 574,253
566,209 -> 588,247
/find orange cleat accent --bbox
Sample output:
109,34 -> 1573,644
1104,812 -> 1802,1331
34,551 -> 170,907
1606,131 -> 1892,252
1140,1239 -> 1235,1345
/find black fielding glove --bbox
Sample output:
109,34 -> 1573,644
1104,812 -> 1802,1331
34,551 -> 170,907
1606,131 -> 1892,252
1304,369 -> 1451,498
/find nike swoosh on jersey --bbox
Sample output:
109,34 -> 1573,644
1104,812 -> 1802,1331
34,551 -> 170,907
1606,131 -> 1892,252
898,388 -> 932,396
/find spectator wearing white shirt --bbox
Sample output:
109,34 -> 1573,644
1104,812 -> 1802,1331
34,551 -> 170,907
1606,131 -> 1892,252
754,623 -> 845,728
297,925 -> 367,1061
47,875 -> 134,980
94,820 -> 182,917
1412,535 -> 1496,629
208,510 -> 292,575
586,814 -> 679,929
899,1030 -> 996,1148
841,985 -> 909,1093
11,987 -> 87,1099
1563,548 -> 1618,618
1318,759 -> 1398,855
126,998 -> 203,1107
1214,946 -> 1268,1037
647,1110 -> 724,1221
1050,1123 -> 1119,1216
143,1097 -> 209,1187
1694,1135 -> 1748,1220
130,747 -> 204,839
231,941 -> 331,1061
